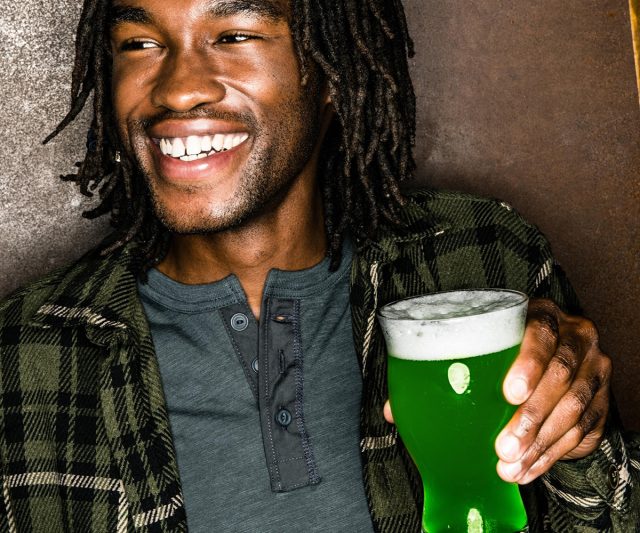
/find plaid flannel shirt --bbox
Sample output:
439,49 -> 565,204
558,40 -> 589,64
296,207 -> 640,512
0,189 -> 638,532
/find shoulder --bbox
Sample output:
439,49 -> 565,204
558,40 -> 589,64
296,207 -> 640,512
373,187 -> 550,251
401,188 -> 543,236
364,187 -> 563,292
0,264 -> 69,327
355,188 -> 580,311
0,245 -> 129,328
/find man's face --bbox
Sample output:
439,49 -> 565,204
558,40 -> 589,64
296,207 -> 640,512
110,0 -> 327,233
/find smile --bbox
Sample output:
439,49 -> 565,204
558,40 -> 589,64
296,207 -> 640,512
155,133 -> 249,162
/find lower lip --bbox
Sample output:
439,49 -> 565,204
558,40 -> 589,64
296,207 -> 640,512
151,140 -> 248,182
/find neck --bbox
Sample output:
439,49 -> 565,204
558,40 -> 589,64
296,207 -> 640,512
156,180 -> 327,320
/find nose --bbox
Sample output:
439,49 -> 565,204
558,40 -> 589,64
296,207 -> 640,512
151,50 -> 225,112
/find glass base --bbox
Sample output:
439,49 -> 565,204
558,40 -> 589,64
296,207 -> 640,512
421,527 -> 528,533
419,479 -> 528,533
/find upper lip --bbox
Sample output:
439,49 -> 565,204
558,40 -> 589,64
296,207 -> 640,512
148,118 -> 249,140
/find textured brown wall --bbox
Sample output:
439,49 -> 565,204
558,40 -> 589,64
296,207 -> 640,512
406,0 -> 640,429
0,1 -> 638,428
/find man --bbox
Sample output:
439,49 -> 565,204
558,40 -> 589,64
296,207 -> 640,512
0,0 -> 638,531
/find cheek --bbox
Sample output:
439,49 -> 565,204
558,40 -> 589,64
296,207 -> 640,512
111,72 -> 133,127
220,48 -> 303,107
111,61 -> 155,118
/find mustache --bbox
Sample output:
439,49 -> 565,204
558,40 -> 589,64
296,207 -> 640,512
136,108 -> 259,131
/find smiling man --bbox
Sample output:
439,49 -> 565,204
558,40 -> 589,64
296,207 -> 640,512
0,0 -> 639,532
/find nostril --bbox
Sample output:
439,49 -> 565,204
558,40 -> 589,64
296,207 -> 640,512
150,61 -> 227,112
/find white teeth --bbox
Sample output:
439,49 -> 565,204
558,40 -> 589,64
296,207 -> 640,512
171,138 -> 186,158
232,133 -> 248,148
160,138 -> 172,156
186,136 -> 201,156
212,134 -> 224,152
158,133 -> 248,159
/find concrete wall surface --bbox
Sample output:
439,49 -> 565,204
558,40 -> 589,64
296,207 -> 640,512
1,1 -> 638,428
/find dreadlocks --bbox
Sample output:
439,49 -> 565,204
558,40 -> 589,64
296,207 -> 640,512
45,0 -> 417,272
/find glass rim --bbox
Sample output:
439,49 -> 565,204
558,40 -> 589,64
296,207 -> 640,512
378,288 -> 529,322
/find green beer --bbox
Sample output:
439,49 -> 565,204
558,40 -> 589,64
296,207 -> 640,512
379,290 -> 529,533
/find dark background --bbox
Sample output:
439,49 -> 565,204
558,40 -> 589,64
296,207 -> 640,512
1,1 -> 638,428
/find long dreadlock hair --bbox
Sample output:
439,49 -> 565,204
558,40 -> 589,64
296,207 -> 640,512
45,0 -> 417,272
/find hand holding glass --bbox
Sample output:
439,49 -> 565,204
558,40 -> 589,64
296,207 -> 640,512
378,289 -> 529,533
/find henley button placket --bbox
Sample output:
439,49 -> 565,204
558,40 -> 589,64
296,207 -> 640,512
276,408 -> 292,427
259,298 -> 320,492
230,312 -> 249,331
220,305 -> 260,401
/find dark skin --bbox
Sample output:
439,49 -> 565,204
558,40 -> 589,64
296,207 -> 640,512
110,0 -> 332,318
385,299 -> 611,483
111,0 -> 612,485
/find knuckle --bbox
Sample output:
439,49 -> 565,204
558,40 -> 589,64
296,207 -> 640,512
533,451 -> 554,473
576,318 -> 599,345
529,298 -> 558,315
584,373 -> 602,399
564,425 -> 587,452
564,386 -> 591,416
525,436 -> 549,464
548,348 -> 579,382
598,354 -> 613,383
518,406 -> 541,435
527,301 -> 560,341
577,407 -> 601,437
533,315 -> 560,344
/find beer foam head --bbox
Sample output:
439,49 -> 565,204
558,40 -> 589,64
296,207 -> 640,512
378,290 -> 528,360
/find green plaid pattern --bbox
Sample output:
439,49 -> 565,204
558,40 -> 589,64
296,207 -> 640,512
0,189 -> 638,532
351,190 -> 640,532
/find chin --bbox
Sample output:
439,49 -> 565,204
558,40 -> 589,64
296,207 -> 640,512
151,196 -> 247,235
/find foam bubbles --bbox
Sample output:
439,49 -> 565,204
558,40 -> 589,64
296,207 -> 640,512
378,290 -> 528,360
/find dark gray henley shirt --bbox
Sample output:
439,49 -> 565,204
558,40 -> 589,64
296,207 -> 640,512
138,242 -> 374,532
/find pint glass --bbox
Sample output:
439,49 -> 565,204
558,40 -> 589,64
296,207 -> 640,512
378,289 -> 529,533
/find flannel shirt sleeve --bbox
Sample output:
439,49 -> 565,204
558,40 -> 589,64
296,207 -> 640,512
541,419 -> 640,531
526,235 -> 640,531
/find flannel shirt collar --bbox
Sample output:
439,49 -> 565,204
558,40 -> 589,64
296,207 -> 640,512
28,241 -> 141,338
354,189 -> 450,267
26,191 -> 446,333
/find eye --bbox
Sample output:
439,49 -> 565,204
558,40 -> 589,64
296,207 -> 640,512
218,33 -> 257,44
119,39 -> 161,52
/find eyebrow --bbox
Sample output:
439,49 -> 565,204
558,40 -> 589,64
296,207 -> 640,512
206,0 -> 286,21
109,5 -> 151,29
109,0 -> 286,30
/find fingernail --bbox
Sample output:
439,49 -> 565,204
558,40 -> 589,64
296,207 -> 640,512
499,460 -> 522,481
507,377 -> 528,403
498,433 -> 520,461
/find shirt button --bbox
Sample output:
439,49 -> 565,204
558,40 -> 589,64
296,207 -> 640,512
251,358 -> 259,373
608,464 -> 619,489
276,409 -> 292,427
230,313 -> 249,331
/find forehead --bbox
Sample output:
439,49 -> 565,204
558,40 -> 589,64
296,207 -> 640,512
109,0 -> 290,24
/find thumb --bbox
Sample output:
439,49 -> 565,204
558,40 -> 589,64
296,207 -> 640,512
383,400 -> 395,424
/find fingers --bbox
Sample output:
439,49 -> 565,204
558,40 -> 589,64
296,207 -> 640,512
497,358 -> 610,483
496,300 -> 611,483
383,400 -> 394,424
503,300 -> 561,405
